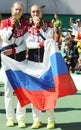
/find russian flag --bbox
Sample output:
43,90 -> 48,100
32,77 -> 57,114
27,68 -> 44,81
1,39 -> 77,110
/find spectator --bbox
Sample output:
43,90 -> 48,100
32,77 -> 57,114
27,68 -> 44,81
69,18 -> 80,37
51,13 -> 62,32
63,42 -> 75,73
74,26 -> 81,57
63,29 -> 74,42
62,28 -> 79,65
53,27 -> 62,50
62,28 -> 76,50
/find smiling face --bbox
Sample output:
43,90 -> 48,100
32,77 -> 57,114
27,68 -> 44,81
11,2 -> 24,20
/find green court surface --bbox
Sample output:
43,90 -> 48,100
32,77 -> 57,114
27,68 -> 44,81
0,82 -> 81,130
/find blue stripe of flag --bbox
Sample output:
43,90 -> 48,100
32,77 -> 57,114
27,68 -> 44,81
6,68 -> 54,90
50,52 -> 68,77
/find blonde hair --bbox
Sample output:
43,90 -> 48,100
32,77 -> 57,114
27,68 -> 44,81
11,1 -> 25,12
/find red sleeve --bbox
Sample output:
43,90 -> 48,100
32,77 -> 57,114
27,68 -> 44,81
1,18 -> 15,29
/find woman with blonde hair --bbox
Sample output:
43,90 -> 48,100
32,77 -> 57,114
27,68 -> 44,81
0,1 -> 28,127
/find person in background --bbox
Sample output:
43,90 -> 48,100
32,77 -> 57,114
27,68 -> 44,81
63,42 -> 75,73
62,29 -> 74,42
61,28 -> 79,65
53,27 -> 62,50
74,26 -> 81,58
69,18 -> 80,37
24,4 -> 55,129
0,1 -> 28,128
67,28 -> 79,65
51,13 -> 62,32
62,28 -> 76,51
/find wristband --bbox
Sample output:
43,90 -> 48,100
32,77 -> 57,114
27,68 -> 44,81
39,42 -> 44,48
